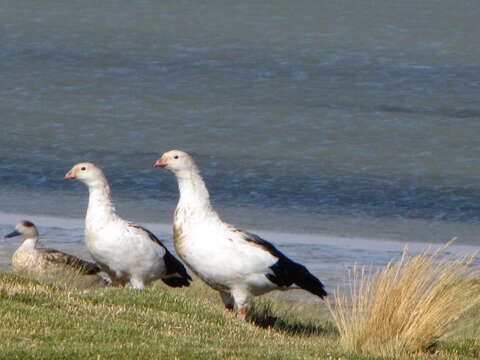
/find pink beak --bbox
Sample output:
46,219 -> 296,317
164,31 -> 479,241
154,158 -> 167,168
64,170 -> 75,179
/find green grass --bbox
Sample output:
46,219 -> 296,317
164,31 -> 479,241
0,271 -> 479,360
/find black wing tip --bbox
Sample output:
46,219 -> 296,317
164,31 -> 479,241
299,277 -> 328,299
306,274 -> 328,298
294,271 -> 328,299
162,276 -> 192,288
129,224 -> 168,249
268,258 -> 328,299
313,286 -> 328,299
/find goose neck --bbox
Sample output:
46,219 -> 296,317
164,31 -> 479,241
176,170 -> 214,215
86,182 -> 118,223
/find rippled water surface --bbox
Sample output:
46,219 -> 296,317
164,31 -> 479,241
1,0 -> 480,281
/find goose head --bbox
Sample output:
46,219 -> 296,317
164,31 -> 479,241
154,150 -> 197,176
64,162 -> 106,187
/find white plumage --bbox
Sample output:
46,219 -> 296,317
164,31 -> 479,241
65,162 -> 191,289
154,150 -> 326,316
4,220 -> 101,278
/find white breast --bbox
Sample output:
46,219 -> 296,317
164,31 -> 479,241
86,220 -> 167,281
177,221 -> 277,292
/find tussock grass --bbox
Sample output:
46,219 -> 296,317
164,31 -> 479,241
328,241 -> 480,356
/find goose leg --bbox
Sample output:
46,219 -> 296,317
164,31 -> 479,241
130,277 -> 145,290
231,288 -> 251,319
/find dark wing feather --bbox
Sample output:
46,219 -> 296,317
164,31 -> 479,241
239,229 -> 327,299
161,251 -> 192,287
129,225 -> 192,287
41,249 -> 101,275
129,224 -> 168,249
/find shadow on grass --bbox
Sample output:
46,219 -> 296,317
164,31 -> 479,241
246,301 -> 338,337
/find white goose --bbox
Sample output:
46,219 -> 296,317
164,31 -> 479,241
4,221 -> 101,277
64,162 -> 192,289
154,150 -> 327,316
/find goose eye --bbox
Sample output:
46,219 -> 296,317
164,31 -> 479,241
174,155 -> 179,159
80,167 -> 86,171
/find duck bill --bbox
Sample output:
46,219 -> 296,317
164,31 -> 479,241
154,158 -> 167,168
5,230 -> 20,238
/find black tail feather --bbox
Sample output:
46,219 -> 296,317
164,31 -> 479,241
240,230 -> 326,298
162,275 -> 191,287
163,251 -> 192,288
290,262 -> 327,298
267,257 -> 327,299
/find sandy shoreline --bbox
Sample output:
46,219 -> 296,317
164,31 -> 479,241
0,211 -> 477,252
1,211 -> 478,292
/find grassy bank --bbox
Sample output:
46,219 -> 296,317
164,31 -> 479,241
329,243 -> 480,357
0,271 -> 479,360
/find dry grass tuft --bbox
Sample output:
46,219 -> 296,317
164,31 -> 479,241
328,240 -> 480,356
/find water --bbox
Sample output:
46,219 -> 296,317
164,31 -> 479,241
1,0 -> 480,289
